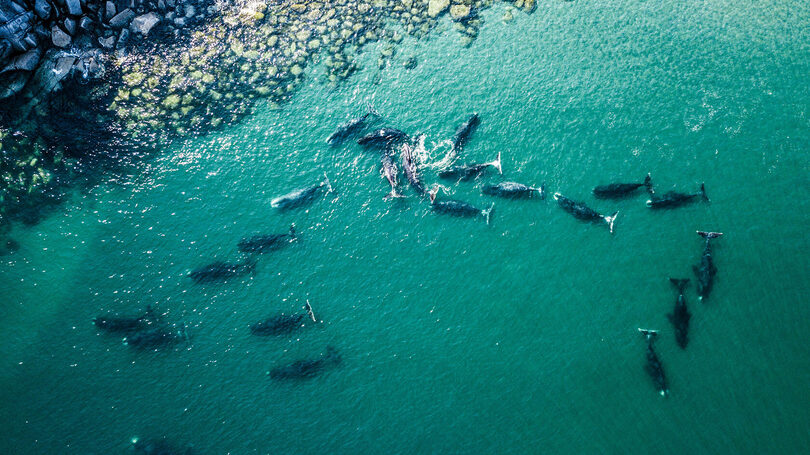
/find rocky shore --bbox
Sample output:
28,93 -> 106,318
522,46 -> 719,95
0,0 -> 536,240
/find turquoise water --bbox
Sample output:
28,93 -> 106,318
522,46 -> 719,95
2,1 -> 810,453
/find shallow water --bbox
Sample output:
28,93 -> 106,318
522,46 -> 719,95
2,1 -> 810,453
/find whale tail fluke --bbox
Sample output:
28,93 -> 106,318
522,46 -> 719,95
669,278 -> 690,293
699,183 -> 709,202
305,300 -> 317,323
365,102 -> 380,118
323,173 -> 334,194
384,189 -> 405,199
638,328 -> 659,340
643,173 -> 652,190
289,225 -> 296,240
482,203 -> 495,226
490,152 -> 502,174
604,211 -> 619,234
697,231 -> 723,240
428,185 -> 440,204
538,181 -> 547,200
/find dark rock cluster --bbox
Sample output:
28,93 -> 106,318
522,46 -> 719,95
0,0 -> 220,114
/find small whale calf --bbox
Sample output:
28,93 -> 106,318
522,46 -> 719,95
400,140 -> 426,196
189,257 -> 257,284
638,328 -> 669,397
429,186 -> 494,225
553,193 -> 618,233
482,181 -> 545,199
268,346 -> 342,380
667,278 -> 691,349
380,151 -> 405,199
250,313 -> 305,336
94,305 -> 156,334
238,225 -> 296,254
694,231 -> 722,301
593,174 -> 651,199
357,127 -> 408,147
646,183 -> 708,209
326,105 -> 379,145
271,174 -> 333,210
438,152 -> 502,181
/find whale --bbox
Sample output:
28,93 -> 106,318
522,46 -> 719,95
429,186 -> 494,225
436,113 -> 480,168
123,325 -> 187,350
667,278 -> 691,349
380,151 -> 405,199
250,313 -> 305,336
593,174 -> 651,199
694,231 -> 723,301
188,257 -> 257,284
451,113 -> 480,152
553,193 -> 618,233
271,174 -> 333,210
646,183 -> 708,209
400,140 -> 426,196
94,305 -> 156,333
238,225 -> 296,253
132,437 -> 195,455
482,181 -> 545,199
268,346 -> 342,380
638,328 -> 669,397
438,152 -> 502,181
326,104 -> 379,145
357,128 -> 408,147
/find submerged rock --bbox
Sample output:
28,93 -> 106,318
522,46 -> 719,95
428,0 -> 450,17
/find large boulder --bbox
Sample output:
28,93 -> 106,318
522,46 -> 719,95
0,10 -> 35,52
66,0 -> 82,16
0,47 -> 42,100
130,12 -> 160,37
427,0 -> 449,17
51,25 -> 71,48
34,0 -> 53,20
108,8 -> 135,29
449,4 -> 471,20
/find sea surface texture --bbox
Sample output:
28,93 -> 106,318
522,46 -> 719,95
2,1 -> 809,453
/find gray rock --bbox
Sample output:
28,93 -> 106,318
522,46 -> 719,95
173,17 -> 185,28
98,35 -> 115,49
51,25 -> 71,47
34,0 -> 53,20
116,27 -> 129,49
23,34 -> 37,50
1,48 -> 42,73
79,16 -> 93,31
66,0 -> 82,16
130,12 -> 160,37
64,17 -> 76,35
157,0 -> 166,12
184,4 -> 195,18
105,1 -> 116,21
0,11 -> 35,52
108,8 -> 135,28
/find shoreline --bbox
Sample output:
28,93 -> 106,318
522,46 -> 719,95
0,0 -> 535,242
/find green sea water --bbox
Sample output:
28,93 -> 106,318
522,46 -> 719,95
2,1 -> 810,453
